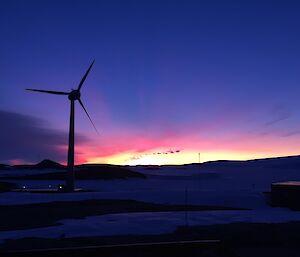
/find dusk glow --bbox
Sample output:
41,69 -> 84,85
1,1 -> 300,165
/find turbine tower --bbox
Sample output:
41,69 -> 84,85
26,60 -> 98,192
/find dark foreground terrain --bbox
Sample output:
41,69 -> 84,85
0,199 -> 245,231
2,222 -> 300,257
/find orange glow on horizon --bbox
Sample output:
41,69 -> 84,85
85,150 -> 299,166
69,128 -> 300,166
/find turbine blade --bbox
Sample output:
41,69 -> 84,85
78,99 -> 99,134
77,60 -> 95,91
26,89 -> 69,95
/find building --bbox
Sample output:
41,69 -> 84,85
271,181 -> 300,209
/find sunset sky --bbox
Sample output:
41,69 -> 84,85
1,0 -> 300,165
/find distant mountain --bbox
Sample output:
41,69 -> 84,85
13,159 -> 66,170
35,159 -> 66,170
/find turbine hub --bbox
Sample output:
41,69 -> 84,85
68,90 -> 81,101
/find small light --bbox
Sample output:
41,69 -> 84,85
22,186 -> 26,189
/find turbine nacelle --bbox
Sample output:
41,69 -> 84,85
26,60 -> 97,133
68,90 -> 81,101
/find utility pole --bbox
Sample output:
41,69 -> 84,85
185,187 -> 188,227
198,152 -> 201,191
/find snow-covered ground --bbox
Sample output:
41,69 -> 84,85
0,189 -> 268,210
1,163 -> 299,208
1,161 -> 300,242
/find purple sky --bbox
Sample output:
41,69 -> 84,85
1,0 -> 300,164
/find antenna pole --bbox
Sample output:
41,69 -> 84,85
66,99 -> 75,192
185,187 -> 189,227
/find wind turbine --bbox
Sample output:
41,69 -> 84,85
26,60 -> 98,192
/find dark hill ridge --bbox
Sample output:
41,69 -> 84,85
2,161 -> 146,180
76,164 -> 145,179
130,155 -> 300,170
13,159 -> 65,170
198,155 -> 300,170
2,155 -> 300,177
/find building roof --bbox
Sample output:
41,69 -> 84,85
272,181 -> 300,186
